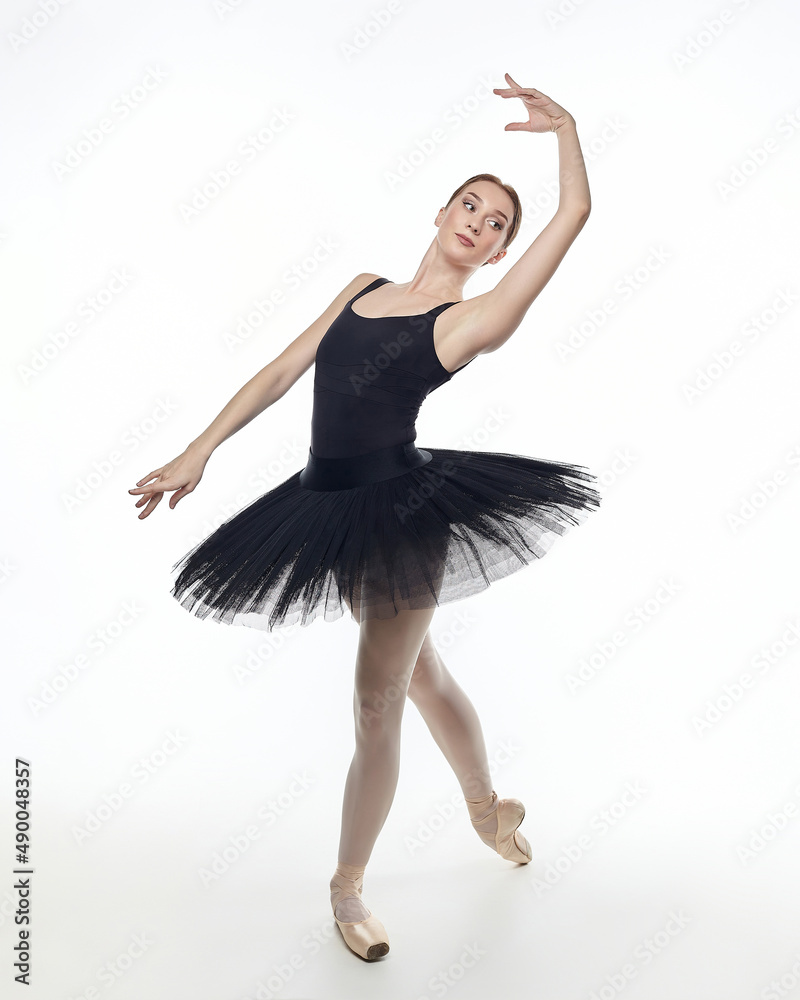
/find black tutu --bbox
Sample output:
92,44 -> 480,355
170,445 -> 601,631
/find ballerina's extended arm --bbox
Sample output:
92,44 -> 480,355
450,73 -> 592,356
127,272 -> 380,518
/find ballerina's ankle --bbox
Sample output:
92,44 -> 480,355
465,790 -> 499,833
330,861 -> 370,922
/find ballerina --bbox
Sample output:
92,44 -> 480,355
129,74 -> 600,961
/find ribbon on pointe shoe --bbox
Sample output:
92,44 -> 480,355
329,861 -> 366,913
465,790 -> 532,863
329,862 -> 390,961
465,790 -> 499,842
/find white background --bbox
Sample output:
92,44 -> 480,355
2,0 -> 799,997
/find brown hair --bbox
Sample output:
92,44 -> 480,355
443,173 -> 522,266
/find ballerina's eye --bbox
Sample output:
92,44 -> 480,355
462,199 -> 503,231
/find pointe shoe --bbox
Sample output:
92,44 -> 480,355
329,862 -> 390,961
465,790 -> 533,864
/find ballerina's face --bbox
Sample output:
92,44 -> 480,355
436,180 -> 515,266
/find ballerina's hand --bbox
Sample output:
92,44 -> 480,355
128,448 -> 208,519
493,73 -> 574,134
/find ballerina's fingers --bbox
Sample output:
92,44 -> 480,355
134,491 -> 164,519
494,72 -> 548,101
132,486 -> 168,507
134,466 -> 167,485
493,85 -> 545,99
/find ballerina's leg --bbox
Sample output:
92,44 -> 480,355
332,601 -> 436,921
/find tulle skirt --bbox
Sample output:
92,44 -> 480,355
169,445 -> 602,631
